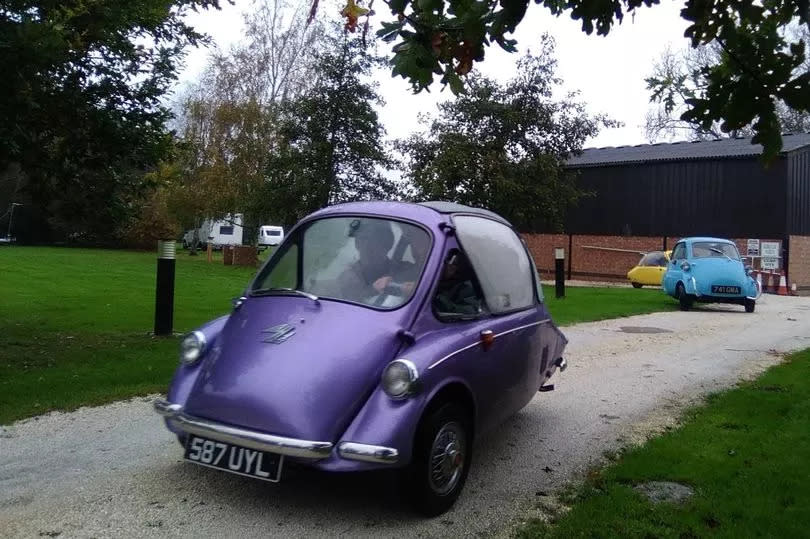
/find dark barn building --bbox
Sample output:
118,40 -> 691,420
523,134 -> 810,292
565,133 -> 810,239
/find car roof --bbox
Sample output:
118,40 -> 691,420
308,201 -> 514,228
680,237 -> 735,244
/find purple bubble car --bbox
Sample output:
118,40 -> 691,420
155,201 -> 568,515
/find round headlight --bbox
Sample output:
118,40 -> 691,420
180,331 -> 206,365
381,359 -> 419,399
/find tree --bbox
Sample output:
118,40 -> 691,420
646,27 -> 810,142
173,0 -> 323,244
327,0 -> 810,159
262,30 -> 400,227
397,36 -> 614,232
0,0 -> 223,241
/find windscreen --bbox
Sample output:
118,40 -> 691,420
691,241 -> 740,260
252,217 -> 431,309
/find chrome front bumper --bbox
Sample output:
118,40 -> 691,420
154,399 -> 398,464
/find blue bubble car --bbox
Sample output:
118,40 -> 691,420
662,237 -> 761,312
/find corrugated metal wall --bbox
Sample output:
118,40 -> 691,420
565,157 -> 788,237
787,147 -> 810,235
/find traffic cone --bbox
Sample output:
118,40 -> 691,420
756,271 -> 763,293
766,272 -> 775,294
777,271 -> 789,296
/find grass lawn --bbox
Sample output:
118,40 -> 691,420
0,246 -> 673,424
517,347 -> 810,538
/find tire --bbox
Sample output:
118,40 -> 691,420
677,283 -> 693,311
404,402 -> 473,517
745,299 -> 756,313
632,282 -> 643,289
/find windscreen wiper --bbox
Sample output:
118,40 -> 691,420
252,287 -> 319,302
709,247 -> 735,262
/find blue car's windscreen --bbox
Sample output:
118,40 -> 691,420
691,242 -> 741,260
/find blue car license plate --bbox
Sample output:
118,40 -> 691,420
712,285 -> 741,294
184,435 -> 283,482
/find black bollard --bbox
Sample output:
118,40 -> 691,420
154,240 -> 176,336
555,247 -> 565,299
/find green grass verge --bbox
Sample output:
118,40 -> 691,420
517,347 -> 810,538
543,286 -> 677,326
1,246 -> 672,424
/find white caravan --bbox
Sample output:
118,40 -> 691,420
183,214 -> 244,249
257,225 -> 285,249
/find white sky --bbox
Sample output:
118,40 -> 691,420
178,0 -> 691,149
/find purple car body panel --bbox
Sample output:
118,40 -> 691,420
161,201 -> 568,472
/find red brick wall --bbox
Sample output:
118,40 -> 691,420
522,233 -> 664,281
522,234 -> 567,277
789,236 -> 810,293
570,235 -> 663,281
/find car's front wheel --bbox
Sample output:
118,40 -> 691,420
405,402 -> 472,517
745,299 -> 756,313
631,282 -> 643,289
677,282 -> 693,311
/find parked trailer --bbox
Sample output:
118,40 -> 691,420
183,214 -> 244,250
257,225 -> 284,250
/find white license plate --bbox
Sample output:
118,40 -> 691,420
184,435 -> 283,482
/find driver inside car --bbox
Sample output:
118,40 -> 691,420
329,219 -> 396,304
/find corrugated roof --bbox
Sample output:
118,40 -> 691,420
567,133 -> 810,167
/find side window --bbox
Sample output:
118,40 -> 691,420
433,249 -> 487,320
453,216 -> 535,313
671,243 -> 686,261
219,225 -> 234,235
258,243 -> 298,289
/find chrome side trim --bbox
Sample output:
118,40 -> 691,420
338,442 -> 399,464
428,341 -> 480,370
428,319 -> 551,370
153,399 -> 333,459
494,319 -> 550,339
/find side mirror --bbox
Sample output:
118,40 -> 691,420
745,265 -> 753,275
232,296 -> 247,309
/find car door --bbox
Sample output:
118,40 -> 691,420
664,242 -> 687,294
451,215 -> 548,431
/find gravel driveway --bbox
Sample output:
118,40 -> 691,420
3,295 -> 810,538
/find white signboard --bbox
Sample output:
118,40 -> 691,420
747,239 -> 760,256
761,257 -> 779,270
761,241 -> 780,258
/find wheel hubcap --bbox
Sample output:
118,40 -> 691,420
428,421 -> 466,495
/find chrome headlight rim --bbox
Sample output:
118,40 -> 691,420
381,359 -> 419,400
180,330 -> 207,366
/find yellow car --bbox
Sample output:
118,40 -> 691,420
627,250 -> 672,288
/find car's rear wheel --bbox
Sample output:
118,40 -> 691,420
404,402 -> 472,517
745,299 -> 756,313
677,282 -> 693,311
631,282 -> 643,289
